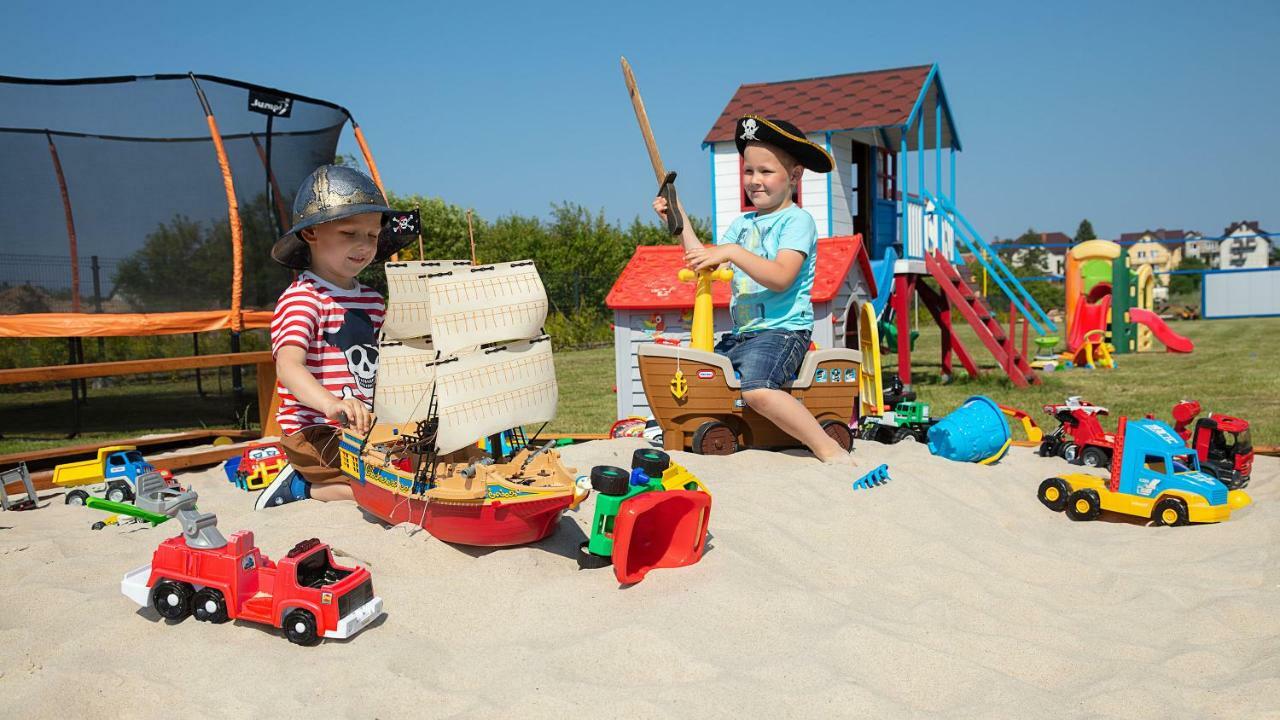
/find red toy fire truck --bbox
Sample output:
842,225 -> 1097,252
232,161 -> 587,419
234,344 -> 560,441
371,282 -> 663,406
1172,401 -> 1253,489
120,475 -> 382,645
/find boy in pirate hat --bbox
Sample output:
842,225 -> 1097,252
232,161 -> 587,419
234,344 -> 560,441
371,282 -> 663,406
654,115 -> 854,466
256,164 -> 408,509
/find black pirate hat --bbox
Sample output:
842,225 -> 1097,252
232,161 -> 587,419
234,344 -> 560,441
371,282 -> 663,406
734,116 -> 834,174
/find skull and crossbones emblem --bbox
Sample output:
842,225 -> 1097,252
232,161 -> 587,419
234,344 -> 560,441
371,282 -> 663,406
740,118 -> 760,141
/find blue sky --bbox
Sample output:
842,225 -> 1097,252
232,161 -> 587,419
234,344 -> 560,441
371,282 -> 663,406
3,0 -> 1277,242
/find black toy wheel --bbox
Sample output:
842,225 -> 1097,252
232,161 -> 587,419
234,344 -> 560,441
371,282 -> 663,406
631,449 -> 670,477
1059,442 -> 1079,463
192,588 -> 230,624
283,608 -> 320,646
91,521 -> 106,531
1080,447 -> 1110,468
1037,478 -> 1071,512
65,489 -> 90,506
821,420 -> 855,451
151,580 -> 193,621
691,421 -> 739,455
1152,497 -> 1189,527
1065,489 -> 1102,521
576,541 -> 613,570
589,465 -> 630,496
892,427 -> 917,444
105,482 -> 134,504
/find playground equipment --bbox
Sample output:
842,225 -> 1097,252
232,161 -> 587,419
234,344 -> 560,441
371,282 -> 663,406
578,449 -> 711,585
926,395 -> 1011,464
1172,401 -> 1253,489
856,301 -> 885,418
1062,240 -> 1193,366
119,475 -> 383,645
1037,417 -> 1251,526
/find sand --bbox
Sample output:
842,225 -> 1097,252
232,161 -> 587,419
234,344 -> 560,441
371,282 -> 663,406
1,438 -> 1277,719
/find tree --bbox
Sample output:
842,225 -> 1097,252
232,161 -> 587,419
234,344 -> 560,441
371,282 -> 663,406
1074,219 -> 1097,245
1169,256 -> 1210,296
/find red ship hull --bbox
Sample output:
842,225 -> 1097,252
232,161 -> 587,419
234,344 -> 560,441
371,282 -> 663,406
349,479 -> 573,547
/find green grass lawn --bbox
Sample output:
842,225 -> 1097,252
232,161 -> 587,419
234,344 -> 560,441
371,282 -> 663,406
2,317 -> 1276,455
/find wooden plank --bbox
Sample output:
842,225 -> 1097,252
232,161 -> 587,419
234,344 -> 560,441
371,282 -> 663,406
0,351 -> 273,385
0,429 -> 259,467
11,440 -> 263,494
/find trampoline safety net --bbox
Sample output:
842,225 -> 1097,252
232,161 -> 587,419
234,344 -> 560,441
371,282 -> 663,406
0,74 -> 364,318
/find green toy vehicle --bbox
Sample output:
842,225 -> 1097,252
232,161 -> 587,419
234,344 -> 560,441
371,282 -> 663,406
860,401 -> 939,444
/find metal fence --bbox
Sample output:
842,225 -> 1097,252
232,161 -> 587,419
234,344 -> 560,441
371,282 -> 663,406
0,253 -> 123,313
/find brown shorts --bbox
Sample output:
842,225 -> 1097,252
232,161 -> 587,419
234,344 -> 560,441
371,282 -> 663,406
280,425 -> 348,486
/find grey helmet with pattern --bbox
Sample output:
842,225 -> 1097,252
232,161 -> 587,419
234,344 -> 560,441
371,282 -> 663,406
270,164 -> 396,270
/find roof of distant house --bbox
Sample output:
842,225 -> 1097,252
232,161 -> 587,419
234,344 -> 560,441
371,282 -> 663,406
1119,228 -> 1185,251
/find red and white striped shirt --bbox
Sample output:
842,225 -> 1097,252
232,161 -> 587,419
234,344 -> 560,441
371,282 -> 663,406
271,271 -> 385,435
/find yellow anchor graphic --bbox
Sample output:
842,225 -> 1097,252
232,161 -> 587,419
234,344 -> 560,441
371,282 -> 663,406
670,368 -> 688,400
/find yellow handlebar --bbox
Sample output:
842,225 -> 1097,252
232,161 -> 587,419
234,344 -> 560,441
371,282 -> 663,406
679,268 -> 733,352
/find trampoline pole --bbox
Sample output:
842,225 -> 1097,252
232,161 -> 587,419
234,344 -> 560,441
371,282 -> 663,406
351,120 -> 388,202
45,131 -> 81,314
189,73 -> 245,399
251,129 -> 290,234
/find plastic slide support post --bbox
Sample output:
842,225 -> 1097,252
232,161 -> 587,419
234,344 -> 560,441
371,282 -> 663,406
893,274 -> 913,389
1111,255 -> 1133,354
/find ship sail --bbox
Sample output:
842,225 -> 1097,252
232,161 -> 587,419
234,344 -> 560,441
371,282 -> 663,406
431,336 -> 557,455
372,337 -> 438,424
422,261 -> 549,357
382,260 -> 471,340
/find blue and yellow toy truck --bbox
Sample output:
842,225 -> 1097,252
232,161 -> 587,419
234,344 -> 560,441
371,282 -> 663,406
53,445 -> 175,506
1037,417 -> 1251,526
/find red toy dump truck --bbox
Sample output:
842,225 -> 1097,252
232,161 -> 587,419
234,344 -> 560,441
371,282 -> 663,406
1172,401 -> 1252,489
120,475 -> 382,645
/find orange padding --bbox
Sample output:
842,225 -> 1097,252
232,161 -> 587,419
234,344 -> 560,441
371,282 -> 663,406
0,310 -> 273,338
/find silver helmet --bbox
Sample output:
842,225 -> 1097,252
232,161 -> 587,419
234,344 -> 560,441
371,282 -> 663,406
271,164 -> 394,270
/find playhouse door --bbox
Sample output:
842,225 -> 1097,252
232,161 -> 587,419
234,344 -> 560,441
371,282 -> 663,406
871,148 -> 898,259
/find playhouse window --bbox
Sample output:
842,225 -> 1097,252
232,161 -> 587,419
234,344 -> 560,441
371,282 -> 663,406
879,149 -> 897,201
739,154 -> 802,211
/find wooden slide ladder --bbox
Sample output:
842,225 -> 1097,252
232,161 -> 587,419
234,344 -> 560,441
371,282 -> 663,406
924,250 -> 1040,388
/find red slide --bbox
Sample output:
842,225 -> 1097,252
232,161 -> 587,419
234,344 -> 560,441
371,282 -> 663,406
1129,307 -> 1194,353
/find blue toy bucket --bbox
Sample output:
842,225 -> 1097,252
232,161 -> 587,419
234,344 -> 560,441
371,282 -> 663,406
927,395 -> 1011,464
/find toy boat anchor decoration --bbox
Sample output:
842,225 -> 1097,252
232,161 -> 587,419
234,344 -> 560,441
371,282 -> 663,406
338,259 -> 588,547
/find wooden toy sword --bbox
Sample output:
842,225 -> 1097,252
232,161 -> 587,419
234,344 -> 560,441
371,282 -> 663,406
621,56 -> 682,236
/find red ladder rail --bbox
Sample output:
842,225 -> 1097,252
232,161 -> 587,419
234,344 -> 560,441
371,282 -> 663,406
923,250 -> 1040,387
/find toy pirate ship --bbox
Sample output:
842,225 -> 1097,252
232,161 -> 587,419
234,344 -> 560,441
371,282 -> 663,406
337,259 -> 587,547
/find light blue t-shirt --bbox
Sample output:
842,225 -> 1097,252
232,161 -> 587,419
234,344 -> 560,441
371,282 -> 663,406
716,204 -> 817,333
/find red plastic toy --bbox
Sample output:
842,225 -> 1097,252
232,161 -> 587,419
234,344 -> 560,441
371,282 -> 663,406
120,477 -> 382,645
1038,397 -> 1116,467
1172,401 -> 1253,489
610,489 -> 711,585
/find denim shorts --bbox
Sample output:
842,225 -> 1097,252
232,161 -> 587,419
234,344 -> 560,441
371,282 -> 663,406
714,328 -> 812,392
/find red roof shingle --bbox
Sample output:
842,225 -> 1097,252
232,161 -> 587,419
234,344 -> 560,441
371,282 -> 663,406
704,65 -> 933,144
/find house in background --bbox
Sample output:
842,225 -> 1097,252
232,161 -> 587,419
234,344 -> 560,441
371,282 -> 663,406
1120,229 -> 1184,286
1217,220 -> 1271,269
995,231 -> 1070,277
1180,230 -> 1217,263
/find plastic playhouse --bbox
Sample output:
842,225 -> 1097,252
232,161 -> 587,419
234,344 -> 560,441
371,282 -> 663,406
1058,240 -> 1194,369
1037,417 -> 1251,526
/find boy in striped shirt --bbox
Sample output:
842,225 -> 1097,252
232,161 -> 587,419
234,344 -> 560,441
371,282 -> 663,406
256,165 -> 406,509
